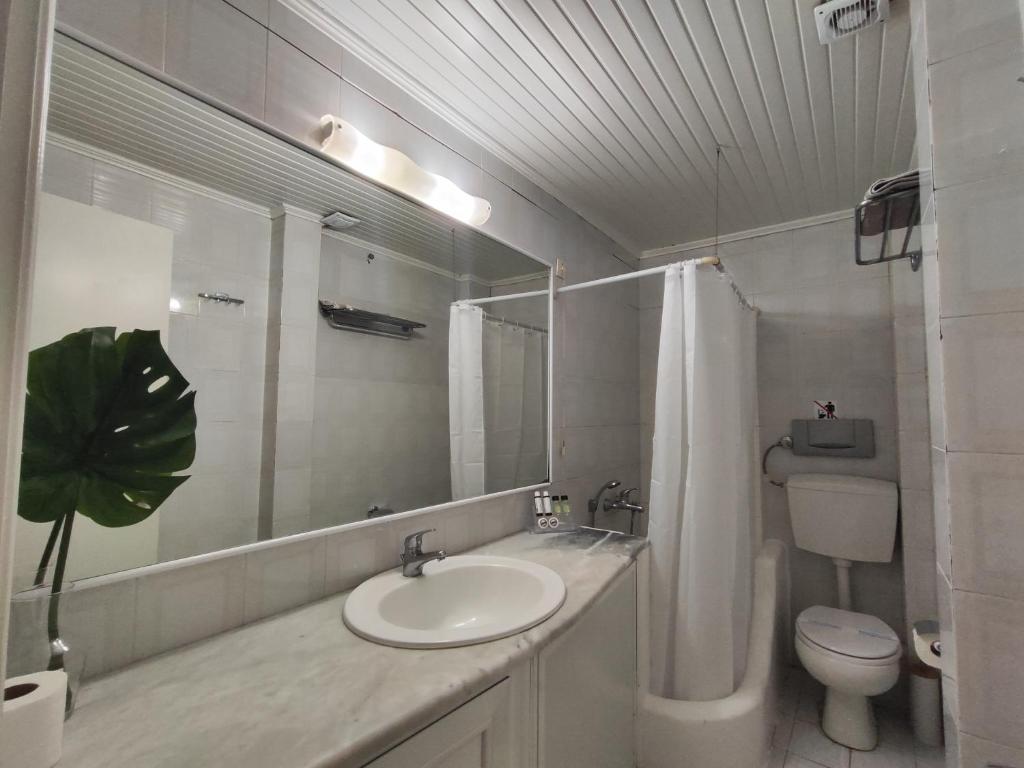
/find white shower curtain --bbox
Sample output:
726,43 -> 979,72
648,262 -> 758,702
482,320 -> 547,492
450,304 -> 548,499
449,303 -> 485,499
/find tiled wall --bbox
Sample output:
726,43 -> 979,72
30,0 -> 639,679
553,278 -> 641,534
890,263 -> 938,654
41,141 -> 272,564
639,217 -> 906,693
260,210 -> 322,539
312,233 -> 454,529
910,1 -> 1024,764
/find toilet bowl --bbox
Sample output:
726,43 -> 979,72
786,474 -> 902,750
794,605 -> 901,750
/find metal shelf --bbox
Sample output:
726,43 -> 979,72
318,300 -> 426,340
854,187 -> 922,271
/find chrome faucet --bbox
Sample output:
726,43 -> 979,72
401,529 -> 446,577
603,488 -> 645,535
587,479 -> 621,528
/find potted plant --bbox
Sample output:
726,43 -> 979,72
15,327 -> 196,713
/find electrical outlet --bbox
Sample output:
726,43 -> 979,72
555,258 -> 567,280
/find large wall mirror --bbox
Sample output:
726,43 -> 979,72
13,34 -> 550,590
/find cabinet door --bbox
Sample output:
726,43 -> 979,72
538,565 -> 637,768
364,674 -> 521,768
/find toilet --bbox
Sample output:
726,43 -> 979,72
787,474 -> 902,751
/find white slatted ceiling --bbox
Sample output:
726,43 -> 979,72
47,35 -> 545,284
304,0 -> 914,252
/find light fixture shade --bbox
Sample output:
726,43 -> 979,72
319,115 -> 492,226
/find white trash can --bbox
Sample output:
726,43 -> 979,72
910,662 -> 943,747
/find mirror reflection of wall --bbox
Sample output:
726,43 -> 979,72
311,234 -> 456,531
12,36 -> 551,591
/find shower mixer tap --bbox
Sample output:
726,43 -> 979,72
604,488 -> 645,535
587,479 -> 621,528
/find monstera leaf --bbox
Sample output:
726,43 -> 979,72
18,327 -> 196,528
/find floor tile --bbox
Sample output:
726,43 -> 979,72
780,708 -> 943,768
796,675 -> 825,723
785,755 -> 832,768
774,717 -> 796,752
789,721 -> 851,768
912,742 -> 946,768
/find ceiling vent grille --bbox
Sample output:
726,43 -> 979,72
814,0 -> 889,44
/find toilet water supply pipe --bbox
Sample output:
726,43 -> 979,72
835,559 -> 853,611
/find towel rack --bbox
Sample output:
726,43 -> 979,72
854,187 -> 922,271
318,300 -> 425,340
198,291 -> 245,305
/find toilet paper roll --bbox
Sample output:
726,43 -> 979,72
1,670 -> 67,768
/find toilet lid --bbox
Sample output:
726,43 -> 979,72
797,606 -> 900,660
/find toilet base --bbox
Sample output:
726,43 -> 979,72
822,687 -> 878,750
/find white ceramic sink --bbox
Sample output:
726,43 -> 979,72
342,555 -> 566,648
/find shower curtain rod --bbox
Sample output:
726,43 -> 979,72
458,255 -> 723,307
482,310 -> 548,334
460,288 -> 548,306
556,255 -> 721,294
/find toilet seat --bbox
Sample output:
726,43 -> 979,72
796,606 -> 900,664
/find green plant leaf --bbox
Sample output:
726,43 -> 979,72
18,328 -> 196,527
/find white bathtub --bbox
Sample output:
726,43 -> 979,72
638,539 -> 789,768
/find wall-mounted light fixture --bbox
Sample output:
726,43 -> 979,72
319,115 -> 492,227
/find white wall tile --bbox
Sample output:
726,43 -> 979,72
930,38 -> 1024,189
268,1 -> 342,74
957,731 -> 1024,768
924,317 -> 946,450
59,580 -> 138,680
902,545 -> 938,628
165,0 -> 268,119
936,566 -> 956,681
324,525 -> 386,595
899,486 -> 934,551
932,447 -> 951,577
941,674 -> 959,768
896,374 -> 930,431
279,275 -> 318,330
898,436 -> 932,491
265,34 -> 341,147
57,0 -> 167,69
133,556 -> 246,659
953,589 -> 1024,749
936,171 -> 1024,317
949,451 -> 1024,600
889,263 -> 925,319
224,0 -> 269,24
276,373 -> 315,422
243,537 -> 326,623
941,312 -> 1024,453
923,0 -> 1022,63
893,318 -> 926,374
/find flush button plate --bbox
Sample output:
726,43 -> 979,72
790,418 -> 875,458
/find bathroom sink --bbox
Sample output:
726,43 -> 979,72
342,555 -> 566,648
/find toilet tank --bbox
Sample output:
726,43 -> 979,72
787,474 -> 898,562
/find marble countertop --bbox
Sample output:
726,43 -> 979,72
60,528 -> 646,768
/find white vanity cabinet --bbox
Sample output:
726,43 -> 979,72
363,672 -> 529,768
538,566 -> 638,768
362,564 -> 638,768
